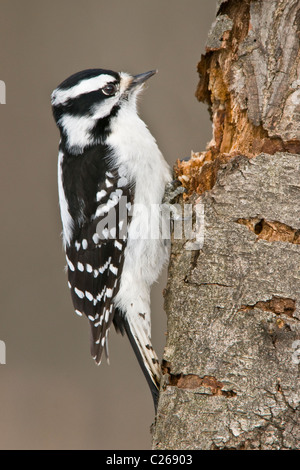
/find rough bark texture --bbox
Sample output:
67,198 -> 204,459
152,0 -> 300,450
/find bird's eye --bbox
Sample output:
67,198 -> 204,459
102,83 -> 117,96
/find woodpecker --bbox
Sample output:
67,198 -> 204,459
51,68 -> 172,409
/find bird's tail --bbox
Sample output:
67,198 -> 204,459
122,315 -> 161,411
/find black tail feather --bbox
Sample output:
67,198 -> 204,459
122,317 -> 159,412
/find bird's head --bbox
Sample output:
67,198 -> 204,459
51,68 -> 157,153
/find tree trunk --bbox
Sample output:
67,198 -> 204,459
152,0 -> 300,450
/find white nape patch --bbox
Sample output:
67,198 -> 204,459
82,239 -> 88,250
77,262 -> 84,272
59,114 -> 95,151
96,189 -> 107,202
74,287 -> 84,299
51,74 -> 116,106
58,151 -> 73,247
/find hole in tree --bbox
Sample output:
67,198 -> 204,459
254,219 -> 264,234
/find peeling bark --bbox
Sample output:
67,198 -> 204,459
152,0 -> 300,450
236,218 -> 300,244
175,0 -> 300,198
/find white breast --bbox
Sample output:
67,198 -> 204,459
106,99 -> 171,208
106,99 -> 172,330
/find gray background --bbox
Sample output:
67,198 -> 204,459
0,0 -> 216,449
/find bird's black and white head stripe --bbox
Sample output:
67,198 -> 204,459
52,68 -> 171,410
51,69 -> 155,154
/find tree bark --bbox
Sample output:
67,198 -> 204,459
152,0 -> 300,450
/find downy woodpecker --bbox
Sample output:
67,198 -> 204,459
51,68 -> 172,409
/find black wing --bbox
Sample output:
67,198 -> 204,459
66,170 -> 132,364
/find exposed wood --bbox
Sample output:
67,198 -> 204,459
175,0 -> 300,198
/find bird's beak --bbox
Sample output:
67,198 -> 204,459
130,70 -> 157,88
